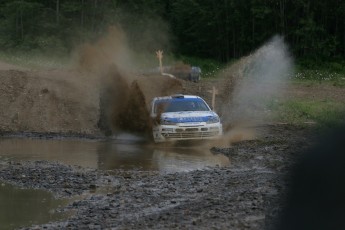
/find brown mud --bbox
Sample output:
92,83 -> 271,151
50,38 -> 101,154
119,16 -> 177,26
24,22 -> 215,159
0,123 -> 317,229
1,30 -> 344,229
0,55 -> 342,229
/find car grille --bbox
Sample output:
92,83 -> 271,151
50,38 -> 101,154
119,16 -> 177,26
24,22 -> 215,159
176,128 -> 198,132
162,131 -> 220,139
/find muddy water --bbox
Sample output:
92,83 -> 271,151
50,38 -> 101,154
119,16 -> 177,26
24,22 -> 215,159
0,136 -> 230,173
0,183 -> 70,229
0,136 -> 229,229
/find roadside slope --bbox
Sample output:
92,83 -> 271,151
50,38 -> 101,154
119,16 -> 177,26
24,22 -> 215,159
0,62 -> 100,135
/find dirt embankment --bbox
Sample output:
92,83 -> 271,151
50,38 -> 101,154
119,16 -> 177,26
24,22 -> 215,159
0,27 -> 200,137
0,32 -> 297,138
1,59 -> 344,138
0,66 -> 100,135
0,58 -> 194,137
0,62 -> 233,138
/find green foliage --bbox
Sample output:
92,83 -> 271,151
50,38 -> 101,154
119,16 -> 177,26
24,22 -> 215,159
270,99 -> 345,128
297,58 -> 345,73
292,61 -> 345,87
0,0 -> 344,66
0,50 -> 70,69
293,70 -> 344,82
177,56 -> 224,78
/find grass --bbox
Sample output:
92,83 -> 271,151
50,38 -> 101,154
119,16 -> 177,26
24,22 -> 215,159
269,98 -> 345,128
0,51 -> 71,69
277,68 -> 345,128
291,69 -> 345,87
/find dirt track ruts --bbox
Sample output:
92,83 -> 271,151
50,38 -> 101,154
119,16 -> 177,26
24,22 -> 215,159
0,124 -> 314,229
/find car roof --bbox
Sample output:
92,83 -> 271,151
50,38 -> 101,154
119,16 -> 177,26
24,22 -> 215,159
152,94 -> 201,101
151,94 -> 212,113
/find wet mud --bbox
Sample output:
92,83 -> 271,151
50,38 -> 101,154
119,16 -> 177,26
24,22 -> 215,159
0,183 -> 71,229
0,31 -> 340,229
0,124 -> 316,229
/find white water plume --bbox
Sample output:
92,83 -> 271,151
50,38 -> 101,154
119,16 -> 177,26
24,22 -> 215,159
222,35 -> 294,127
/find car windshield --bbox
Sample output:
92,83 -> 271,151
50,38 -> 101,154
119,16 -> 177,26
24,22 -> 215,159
155,98 -> 210,113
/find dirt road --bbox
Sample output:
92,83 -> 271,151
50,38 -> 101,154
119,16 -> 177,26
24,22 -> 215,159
0,124 -> 315,229
0,58 -> 344,229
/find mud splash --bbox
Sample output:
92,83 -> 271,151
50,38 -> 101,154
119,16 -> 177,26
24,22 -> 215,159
75,26 -> 183,137
0,27 -> 293,143
215,36 -> 294,146
221,36 -> 293,127
76,29 -> 293,145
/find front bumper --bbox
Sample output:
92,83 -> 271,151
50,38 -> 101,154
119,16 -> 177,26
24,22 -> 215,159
152,123 -> 222,143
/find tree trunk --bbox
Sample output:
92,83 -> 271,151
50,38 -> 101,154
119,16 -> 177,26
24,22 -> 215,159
233,29 -> 236,58
56,0 -> 60,25
20,5 -> 24,40
81,0 -> 85,28
279,0 -> 285,35
343,19 -> 345,55
224,0 -> 230,61
252,16 -> 255,43
92,0 -> 98,32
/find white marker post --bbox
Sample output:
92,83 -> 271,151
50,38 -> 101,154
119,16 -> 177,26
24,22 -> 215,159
207,86 -> 219,111
156,50 -> 163,74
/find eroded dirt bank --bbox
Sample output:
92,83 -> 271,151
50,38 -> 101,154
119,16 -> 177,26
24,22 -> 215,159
0,124 -> 315,229
1,32 -> 343,229
0,68 -> 100,135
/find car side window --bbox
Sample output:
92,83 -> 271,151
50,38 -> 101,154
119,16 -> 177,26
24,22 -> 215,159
196,101 -> 209,111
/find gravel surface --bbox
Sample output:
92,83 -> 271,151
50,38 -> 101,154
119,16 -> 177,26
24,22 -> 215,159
0,124 -> 315,229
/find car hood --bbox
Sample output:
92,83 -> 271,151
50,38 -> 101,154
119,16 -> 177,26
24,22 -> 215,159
161,111 -> 219,123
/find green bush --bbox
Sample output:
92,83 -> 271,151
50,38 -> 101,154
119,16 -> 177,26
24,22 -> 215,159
0,50 -> 70,69
177,55 -> 225,78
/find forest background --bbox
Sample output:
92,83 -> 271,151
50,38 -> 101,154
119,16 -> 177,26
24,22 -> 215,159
0,0 -> 344,71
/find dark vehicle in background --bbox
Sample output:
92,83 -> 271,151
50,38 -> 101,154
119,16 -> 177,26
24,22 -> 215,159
189,66 -> 201,82
166,65 -> 201,82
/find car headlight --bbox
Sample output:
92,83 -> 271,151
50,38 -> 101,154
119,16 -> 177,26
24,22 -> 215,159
160,119 -> 177,125
207,116 -> 220,124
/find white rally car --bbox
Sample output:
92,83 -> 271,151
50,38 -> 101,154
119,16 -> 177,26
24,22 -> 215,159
150,94 -> 222,143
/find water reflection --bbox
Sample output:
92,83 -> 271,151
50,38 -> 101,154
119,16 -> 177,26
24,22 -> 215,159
0,183 -> 70,229
97,143 -> 230,173
152,148 -> 230,173
0,138 -> 99,168
0,137 -> 230,173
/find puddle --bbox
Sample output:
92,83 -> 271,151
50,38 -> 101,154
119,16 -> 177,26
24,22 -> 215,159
0,137 -> 230,228
152,147 -> 230,173
0,183 -> 70,230
0,137 -> 230,173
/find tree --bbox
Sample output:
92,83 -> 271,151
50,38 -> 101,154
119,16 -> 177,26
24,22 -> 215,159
0,0 -> 344,62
